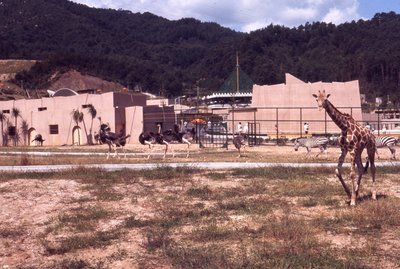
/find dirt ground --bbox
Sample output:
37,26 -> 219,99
0,144 -> 399,268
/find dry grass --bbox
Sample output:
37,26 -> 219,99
0,145 -> 400,268
0,143 -> 377,165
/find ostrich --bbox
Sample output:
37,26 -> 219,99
99,124 -> 130,159
32,134 -> 45,146
233,133 -> 247,157
160,124 -> 196,158
176,124 -> 196,158
138,124 -> 169,159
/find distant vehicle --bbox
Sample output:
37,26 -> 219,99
206,125 -> 227,135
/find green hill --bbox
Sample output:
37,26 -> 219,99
1,0 -> 400,106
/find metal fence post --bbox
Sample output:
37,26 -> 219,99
275,108 -> 279,144
300,108 -> 302,137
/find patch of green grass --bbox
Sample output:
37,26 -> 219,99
124,215 -> 153,228
0,166 -> 200,182
377,166 -> 400,174
322,197 -> 341,207
273,178 -> 342,198
165,243 -> 233,269
54,258 -> 95,269
230,166 -> 331,180
137,165 -> 201,180
248,241 -> 366,269
212,186 -> 245,199
143,227 -> 172,251
190,222 -> 236,242
52,206 -> 111,233
207,172 -> 228,180
339,197 -> 400,234
0,227 -> 25,238
300,196 -> 318,207
217,196 -> 280,215
0,186 -> 12,193
159,206 -> 215,229
84,183 -> 123,201
43,229 -> 121,255
107,248 -> 128,262
186,186 -> 212,200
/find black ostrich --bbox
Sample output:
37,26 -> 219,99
138,124 -> 169,159
173,124 -> 196,158
99,124 -> 130,159
233,133 -> 247,157
32,134 -> 45,146
157,124 -> 196,158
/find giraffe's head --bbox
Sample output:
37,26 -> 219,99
312,90 -> 330,111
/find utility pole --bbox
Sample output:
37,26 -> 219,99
236,50 -> 240,94
232,51 -> 240,135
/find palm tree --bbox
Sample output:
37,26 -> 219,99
86,104 -> 97,145
0,112 -> 7,146
71,109 -> 83,145
72,109 -> 89,145
11,107 -> 21,146
21,120 -> 29,146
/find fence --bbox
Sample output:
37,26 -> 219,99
176,106 -> 400,147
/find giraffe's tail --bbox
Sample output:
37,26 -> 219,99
364,158 -> 370,174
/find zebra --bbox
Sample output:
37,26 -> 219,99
294,136 -> 329,157
375,136 -> 397,160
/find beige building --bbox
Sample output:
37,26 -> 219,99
0,91 -> 146,146
227,73 -> 362,137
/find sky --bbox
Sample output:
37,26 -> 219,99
71,0 -> 400,32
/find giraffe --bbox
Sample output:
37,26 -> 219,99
312,90 -> 376,206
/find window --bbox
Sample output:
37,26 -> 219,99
49,124 -> 59,134
82,104 -> 90,108
2,110 -> 10,114
38,107 -> 47,111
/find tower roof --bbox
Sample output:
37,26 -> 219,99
218,67 -> 254,94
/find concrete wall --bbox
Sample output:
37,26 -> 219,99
0,92 -> 146,146
227,73 -> 362,137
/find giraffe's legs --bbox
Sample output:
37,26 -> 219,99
354,149 -> 365,198
349,150 -> 357,206
335,147 -> 351,198
367,145 -> 377,200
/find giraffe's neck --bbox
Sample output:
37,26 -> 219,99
323,100 -> 349,131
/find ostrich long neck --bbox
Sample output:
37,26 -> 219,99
323,99 -> 349,131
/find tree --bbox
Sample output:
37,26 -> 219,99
86,104 -> 97,145
71,109 -> 83,145
11,107 -> 21,146
20,120 -> 29,146
0,112 -> 7,146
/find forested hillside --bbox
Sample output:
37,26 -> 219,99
1,0 -> 399,106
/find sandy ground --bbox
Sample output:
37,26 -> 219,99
0,144 -> 399,268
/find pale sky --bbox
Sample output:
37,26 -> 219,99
71,0 -> 400,32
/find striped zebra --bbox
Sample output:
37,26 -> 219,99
375,136 -> 397,160
294,136 -> 329,157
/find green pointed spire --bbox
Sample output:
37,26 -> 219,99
218,67 -> 254,94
